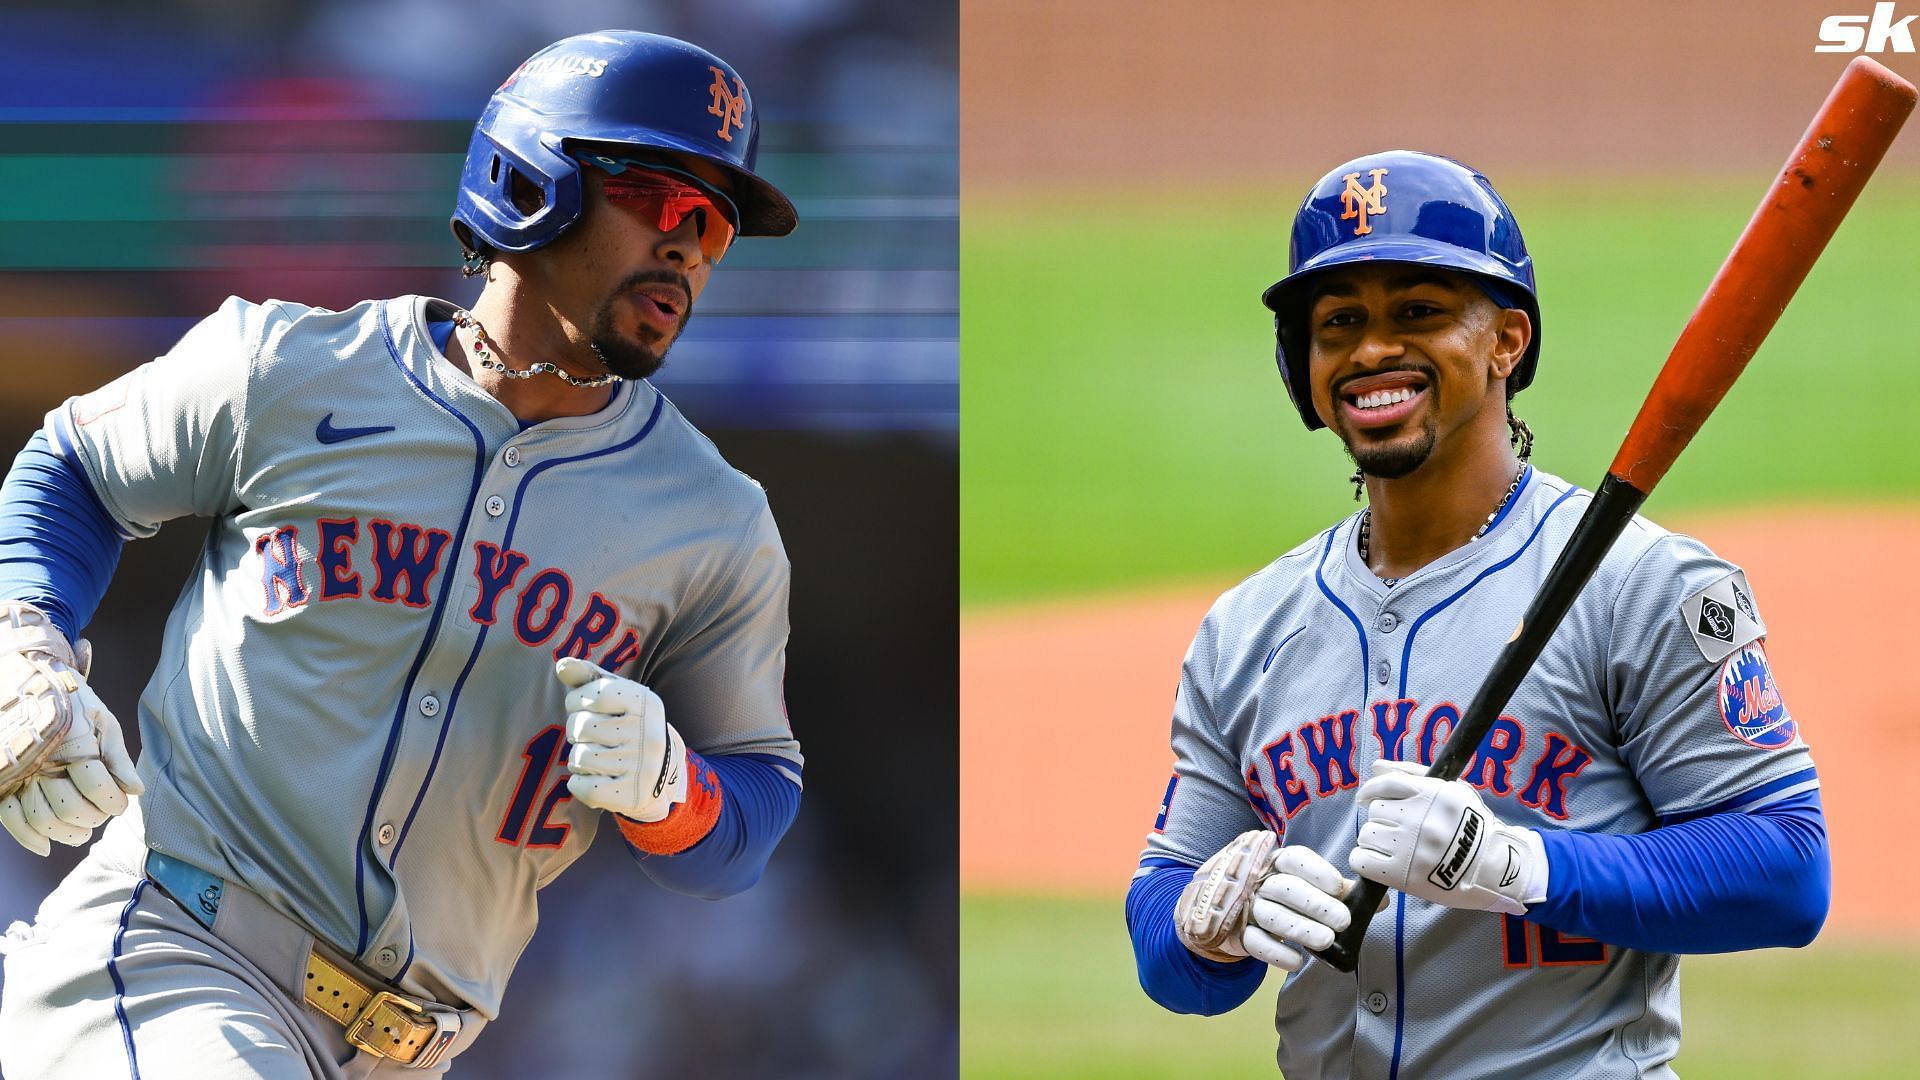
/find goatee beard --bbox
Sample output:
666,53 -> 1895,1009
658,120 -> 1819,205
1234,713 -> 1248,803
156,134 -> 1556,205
1345,422 -> 1438,480
588,269 -> 694,381
589,338 -> 665,381
1333,365 -> 1439,480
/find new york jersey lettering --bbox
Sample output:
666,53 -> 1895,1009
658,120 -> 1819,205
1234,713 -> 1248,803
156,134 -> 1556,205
368,519 -> 452,608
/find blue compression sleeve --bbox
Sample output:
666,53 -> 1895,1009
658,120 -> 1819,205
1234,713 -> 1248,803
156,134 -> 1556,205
625,752 -> 802,900
0,430 -> 124,640
1126,862 -> 1267,1015
1529,786 -> 1828,953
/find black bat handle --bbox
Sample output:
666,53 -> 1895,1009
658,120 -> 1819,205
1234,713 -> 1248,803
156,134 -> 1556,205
1316,879 -> 1386,973
1311,476 -> 1649,975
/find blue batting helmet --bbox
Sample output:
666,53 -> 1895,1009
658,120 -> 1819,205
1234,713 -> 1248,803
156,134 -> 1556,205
452,30 -> 797,256
1259,151 -> 1539,431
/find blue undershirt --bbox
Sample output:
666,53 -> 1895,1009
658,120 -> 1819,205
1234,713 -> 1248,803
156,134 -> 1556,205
1126,860 -> 1270,1014
0,427 -> 795,898
0,429 -> 123,642
1127,788 -> 1828,1015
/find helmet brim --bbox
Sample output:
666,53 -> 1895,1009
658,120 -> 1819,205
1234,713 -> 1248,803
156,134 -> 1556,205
1261,235 -> 1528,313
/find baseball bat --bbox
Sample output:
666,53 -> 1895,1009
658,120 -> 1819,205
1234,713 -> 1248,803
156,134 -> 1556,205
1314,55 -> 1916,975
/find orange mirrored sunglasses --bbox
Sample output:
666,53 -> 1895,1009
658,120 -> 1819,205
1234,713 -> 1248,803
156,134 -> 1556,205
585,156 -> 740,265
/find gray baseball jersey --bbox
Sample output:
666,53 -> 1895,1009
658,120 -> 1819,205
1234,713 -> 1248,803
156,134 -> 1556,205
1142,466 -> 1815,1079
44,294 -> 800,1017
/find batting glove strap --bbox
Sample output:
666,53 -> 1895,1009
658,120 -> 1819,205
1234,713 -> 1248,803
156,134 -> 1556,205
0,602 -> 81,673
615,750 -> 723,855
1349,759 -> 1548,916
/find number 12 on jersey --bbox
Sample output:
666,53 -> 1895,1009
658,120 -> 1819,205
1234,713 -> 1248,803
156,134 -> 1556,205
497,725 -> 573,848
1502,914 -> 1607,967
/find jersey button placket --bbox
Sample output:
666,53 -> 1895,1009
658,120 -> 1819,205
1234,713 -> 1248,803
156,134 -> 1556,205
503,445 -> 521,468
485,495 -> 506,517
1365,990 -> 1388,1015
1377,611 -> 1397,633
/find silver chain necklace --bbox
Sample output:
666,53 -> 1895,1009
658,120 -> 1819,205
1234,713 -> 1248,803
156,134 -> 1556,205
1358,465 -> 1526,585
452,309 -> 622,390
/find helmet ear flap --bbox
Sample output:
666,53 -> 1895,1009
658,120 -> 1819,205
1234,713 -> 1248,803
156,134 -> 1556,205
1270,293 -> 1327,431
451,119 -> 584,254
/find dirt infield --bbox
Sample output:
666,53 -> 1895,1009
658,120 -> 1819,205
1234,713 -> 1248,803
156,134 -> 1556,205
961,507 -> 1919,938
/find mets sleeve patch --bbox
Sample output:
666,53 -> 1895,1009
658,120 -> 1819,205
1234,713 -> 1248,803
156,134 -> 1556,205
1680,569 -> 1765,664
1718,642 -> 1795,750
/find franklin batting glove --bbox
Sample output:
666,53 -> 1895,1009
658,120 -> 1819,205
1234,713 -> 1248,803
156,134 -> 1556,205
1348,759 -> 1547,916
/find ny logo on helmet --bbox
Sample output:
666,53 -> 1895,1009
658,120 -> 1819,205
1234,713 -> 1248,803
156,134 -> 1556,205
707,66 -> 747,142
1340,168 -> 1389,236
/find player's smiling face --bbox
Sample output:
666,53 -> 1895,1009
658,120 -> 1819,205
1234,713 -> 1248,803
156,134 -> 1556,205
1305,264 -> 1529,479
530,152 -> 734,381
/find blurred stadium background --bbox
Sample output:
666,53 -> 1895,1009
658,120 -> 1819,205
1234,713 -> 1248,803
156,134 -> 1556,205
962,1 -> 1920,1076
0,1 -> 955,1077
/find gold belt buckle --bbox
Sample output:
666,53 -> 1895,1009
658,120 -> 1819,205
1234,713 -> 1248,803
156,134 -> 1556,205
344,990 -> 460,1069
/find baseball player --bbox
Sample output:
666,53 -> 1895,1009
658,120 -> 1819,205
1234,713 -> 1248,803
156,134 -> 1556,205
1126,151 -> 1829,1078
0,30 -> 803,1078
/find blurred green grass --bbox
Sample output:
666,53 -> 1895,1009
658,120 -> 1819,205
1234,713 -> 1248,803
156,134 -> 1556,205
961,180 -> 1920,607
961,893 -> 1920,1080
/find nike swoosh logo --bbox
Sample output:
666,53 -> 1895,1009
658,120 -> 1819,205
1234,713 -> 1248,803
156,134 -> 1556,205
316,413 -> 396,444
1262,627 -> 1307,673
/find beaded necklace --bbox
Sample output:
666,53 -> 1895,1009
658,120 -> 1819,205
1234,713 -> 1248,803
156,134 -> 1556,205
452,309 -> 622,390
1358,465 -> 1526,587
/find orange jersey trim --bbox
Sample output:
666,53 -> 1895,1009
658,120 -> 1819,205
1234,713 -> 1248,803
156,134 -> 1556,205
615,750 -> 723,855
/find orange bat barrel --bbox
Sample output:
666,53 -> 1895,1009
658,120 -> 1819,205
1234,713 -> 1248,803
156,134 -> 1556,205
1609,56 -> 1916,491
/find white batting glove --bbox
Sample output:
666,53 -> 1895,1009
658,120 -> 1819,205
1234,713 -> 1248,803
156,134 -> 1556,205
0,678 -> 144,858
553,658 -> 687,823
1242,846 -> 1361,972
1174,829 -> 1277,962
1348,759 -> 1547,916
